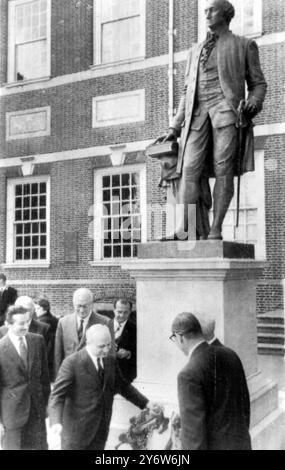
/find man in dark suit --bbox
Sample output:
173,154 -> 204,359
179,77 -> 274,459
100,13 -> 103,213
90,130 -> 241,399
114,299 -> 137,383
54,288 -> 114,377
0,273 -> 17,326
0,305 -> 50,450
170,312 -> 251,450
49,324 -> 149,450
0,296 -> 51,347
34,297 -> 59,381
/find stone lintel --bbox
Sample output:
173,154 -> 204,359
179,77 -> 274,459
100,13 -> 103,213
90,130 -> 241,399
138,240 -> 255,260
122,258 -> 266,281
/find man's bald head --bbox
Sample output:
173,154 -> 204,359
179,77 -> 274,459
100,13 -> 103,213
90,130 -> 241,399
15,296 -> 35,317
199,317 -> 216,342
86,324 -> 111,358
73,288 -> 94,319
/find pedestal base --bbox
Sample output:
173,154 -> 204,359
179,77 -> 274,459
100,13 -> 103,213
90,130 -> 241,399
107,241 -> 281,450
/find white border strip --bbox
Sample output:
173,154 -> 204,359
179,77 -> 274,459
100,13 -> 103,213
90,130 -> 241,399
1,120 -> 285,170
1,31 -> 284,98
0,139 -> 154,169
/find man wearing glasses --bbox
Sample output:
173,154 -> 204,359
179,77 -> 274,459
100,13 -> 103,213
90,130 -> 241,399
170,312 -> 251,450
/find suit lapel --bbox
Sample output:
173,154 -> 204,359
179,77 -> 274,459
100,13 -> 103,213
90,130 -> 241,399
5,335 -> 28,376
26,334 -> 36,374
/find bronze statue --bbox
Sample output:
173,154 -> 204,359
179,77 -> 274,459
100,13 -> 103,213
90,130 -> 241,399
159,0 -> 267,240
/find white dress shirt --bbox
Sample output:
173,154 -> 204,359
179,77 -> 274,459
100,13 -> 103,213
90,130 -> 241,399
86,346 -> 104,371
114,319 -> 127,340
208,336 -> 218,345
8,330 -> 28,356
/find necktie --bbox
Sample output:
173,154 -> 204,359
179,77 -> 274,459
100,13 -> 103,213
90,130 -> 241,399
200,32 -> 218,70
19,336 -> 28,368
115,323 -> 122,339
97,358 -> 104,382
78,318 -> 84,342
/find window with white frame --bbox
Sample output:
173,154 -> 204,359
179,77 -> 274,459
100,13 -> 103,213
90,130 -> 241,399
198,0 -> 262,41
8,0 -> 51,83
6,177 -> 50,264
94,0 -> 145,65
209,150 -> 266,259
93,165 -> 147,261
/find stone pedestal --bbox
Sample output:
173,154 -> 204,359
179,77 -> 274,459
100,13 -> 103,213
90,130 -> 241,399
107,241 -> 282,449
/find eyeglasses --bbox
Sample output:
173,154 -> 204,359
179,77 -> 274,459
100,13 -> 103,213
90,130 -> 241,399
169,332 -> 184,342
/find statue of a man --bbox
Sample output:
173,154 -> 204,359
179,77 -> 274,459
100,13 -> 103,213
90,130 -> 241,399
162,0 -> 267,240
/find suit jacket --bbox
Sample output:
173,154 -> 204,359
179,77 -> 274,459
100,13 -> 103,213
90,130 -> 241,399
115,319 -> 137,383
0,333 -> 50,429
33,312 -> 59,381
49,348 -> 148,450
0,286 -> 17,324
54,311 -> 115,377
210,338 -> 223,347
178,342 -> 251,450
171,31 -> 267,175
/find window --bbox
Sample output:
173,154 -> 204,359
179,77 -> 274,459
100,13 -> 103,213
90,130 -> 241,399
8,0 -> 51,83
209,150 -> 266,259
93,165 -> 147,261
94,0 -> 145,65
198,0 -> 262,41
6,177 -> 50,265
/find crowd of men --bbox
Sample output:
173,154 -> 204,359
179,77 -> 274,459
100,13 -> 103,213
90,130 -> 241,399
0,273 -> 252,450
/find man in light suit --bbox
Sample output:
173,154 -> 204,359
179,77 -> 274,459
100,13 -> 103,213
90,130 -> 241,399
163,0 -> 267,240
114,299 -> 137,384
0,273 -> 17,326
0,305 -> 50,450
54,288 -> 114,377
49,324 -> 149,450
170,312 -> 251,450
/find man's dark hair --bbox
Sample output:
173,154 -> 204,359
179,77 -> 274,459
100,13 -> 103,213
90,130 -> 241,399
0,273 -> 7,282
114,298 -> 132,311
6,305 -> 28,324
215,0 -> 235,24
35,297 -> 50,313
171,312 -> 203,338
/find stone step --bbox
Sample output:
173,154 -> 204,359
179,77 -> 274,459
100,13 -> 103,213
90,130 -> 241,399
258,343 -> 285,356
257,316 -> 284,325
258,326 -> 285,334
258,334 -> 284,345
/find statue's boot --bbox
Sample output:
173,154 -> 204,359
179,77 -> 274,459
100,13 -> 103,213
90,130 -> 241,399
208,175 -> 234,240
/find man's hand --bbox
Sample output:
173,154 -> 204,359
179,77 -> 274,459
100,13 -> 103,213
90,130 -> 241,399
116,348 -> 131,359
146,401 -> 164,416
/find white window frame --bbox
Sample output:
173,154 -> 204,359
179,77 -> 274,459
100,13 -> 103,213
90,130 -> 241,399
93,0 -> 146,66
198,0 -> 263,41
92,89 -> 145,128
6,106 -> 51,141
7,0 -> 51,84
6,175 -> 51,267
93,164 -> 147,264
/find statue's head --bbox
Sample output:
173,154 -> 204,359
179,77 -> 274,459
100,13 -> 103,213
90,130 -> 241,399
205,0 -> 235,29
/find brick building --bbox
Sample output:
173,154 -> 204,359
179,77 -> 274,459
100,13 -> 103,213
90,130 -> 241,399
0,0 -> 284,320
